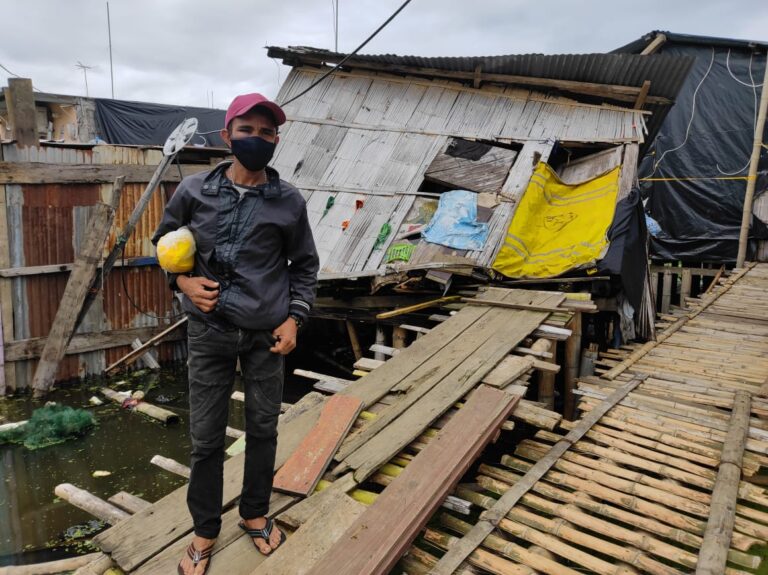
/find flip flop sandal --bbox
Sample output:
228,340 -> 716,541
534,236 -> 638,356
239,518 -> 286,555
177,541 -> 214,575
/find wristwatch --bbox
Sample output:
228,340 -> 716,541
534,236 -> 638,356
288,313 -> 304,329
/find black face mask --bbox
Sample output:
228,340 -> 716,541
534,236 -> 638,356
230,136 -> 276,172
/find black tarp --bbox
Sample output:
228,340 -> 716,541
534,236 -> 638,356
94,98 -> 226,147
596,189 -> 648,311
635,43 -> 768,262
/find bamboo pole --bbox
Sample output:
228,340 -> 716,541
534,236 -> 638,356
696,391 -> 752,575
455,485 -> 758,572
423,528 -> 537,575
737,52 -> 768,266
430,374 -> 646,575
475,471 -> 760,554
602,263 -> 757,380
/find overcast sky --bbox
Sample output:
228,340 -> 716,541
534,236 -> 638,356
1,0 -> 767,109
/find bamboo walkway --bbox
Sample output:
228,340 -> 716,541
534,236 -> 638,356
66,265 -> 768,575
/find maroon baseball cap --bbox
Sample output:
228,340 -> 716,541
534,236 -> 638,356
224,93 -> 286,128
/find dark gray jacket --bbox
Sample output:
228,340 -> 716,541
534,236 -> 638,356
152,162 -> 319,330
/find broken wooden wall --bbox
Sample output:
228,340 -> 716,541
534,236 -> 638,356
0,143 -> 226,393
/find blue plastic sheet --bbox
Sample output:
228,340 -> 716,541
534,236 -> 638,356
423,190 -> 488,250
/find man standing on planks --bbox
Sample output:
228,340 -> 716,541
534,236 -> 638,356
152,93 -> 319,575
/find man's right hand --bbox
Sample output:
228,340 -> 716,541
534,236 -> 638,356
177,276 -> 219,313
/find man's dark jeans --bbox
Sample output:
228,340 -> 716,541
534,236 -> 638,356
185,317 -> 283,539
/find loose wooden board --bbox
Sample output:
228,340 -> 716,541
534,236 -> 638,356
482,355 -> 534,387
273,395 -> 363,496
306,385 -> 520,575
252,490 -> 365,575
341,292 -> 564,482
93,291 -> 532,571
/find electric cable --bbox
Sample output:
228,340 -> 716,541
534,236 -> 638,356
648,47 -> 715,176
716,49 -> 762,176
279,0 -> 414,107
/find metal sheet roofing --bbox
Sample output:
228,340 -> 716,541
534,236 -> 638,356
615,30 -> 768,54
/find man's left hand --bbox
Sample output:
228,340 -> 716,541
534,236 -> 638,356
270,318 -> 298,355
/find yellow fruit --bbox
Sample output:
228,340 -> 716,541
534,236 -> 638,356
156,227 -> 196,273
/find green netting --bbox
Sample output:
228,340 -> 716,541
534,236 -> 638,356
0,404 -> 96,450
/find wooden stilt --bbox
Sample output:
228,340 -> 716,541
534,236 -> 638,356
537,340 -> 556,409
346,320 -> 363,361
563,312 -> 582,420
392,326 -> 407,350
374,323 -> 386,361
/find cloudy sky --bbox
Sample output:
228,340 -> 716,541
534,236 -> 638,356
1,0 -> 767,109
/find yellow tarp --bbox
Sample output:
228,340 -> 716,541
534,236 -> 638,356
493,162 -> 620,278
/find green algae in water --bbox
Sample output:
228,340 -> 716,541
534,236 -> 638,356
0,404 -> 96,450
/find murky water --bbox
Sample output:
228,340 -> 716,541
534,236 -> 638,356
0,363 -> 313,568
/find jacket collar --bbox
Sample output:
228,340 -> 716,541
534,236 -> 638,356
201,161 -> 283,199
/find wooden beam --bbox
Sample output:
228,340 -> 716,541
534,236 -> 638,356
633,80 -> 652,109
285,54 -> 671,105
473,64 -> 482,89
54,483 -> 130,524
31,178 -> 124,397
3,324 -> 183,362
563,312 -> 582,420
640,33 -> 667,55
101,388 -> 179,424
695,390 -> 751,575
430,373 -> 647,575
104,317 -> 187,374
107,492 -> 151,515
130,338 -> 160,370
150,454 -> 191,478
0,553 -> 104,575
0,161 -> 210,185
0,181 -> 16,393
375,296 -> 461,319
3,78 -> 37,147
0,256 -> 158,278
345,320 -> 363,361
306,385 -> 520,575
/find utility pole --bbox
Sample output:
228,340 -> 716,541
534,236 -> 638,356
107,2 -> 115,98
76,61 -> 93,97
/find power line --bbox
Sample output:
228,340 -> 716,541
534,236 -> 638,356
280,0 -> 414,107
0,62 -> 45,92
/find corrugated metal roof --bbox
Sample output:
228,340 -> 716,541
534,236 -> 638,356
267,45 -> 693,148
267,46 -> 693,102
615,30 -> 768,54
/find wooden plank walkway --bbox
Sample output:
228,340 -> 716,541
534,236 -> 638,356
91,287 -> 561,574
84,268 -> 768,575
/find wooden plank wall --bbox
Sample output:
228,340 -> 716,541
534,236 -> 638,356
0,143 -> 226,393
